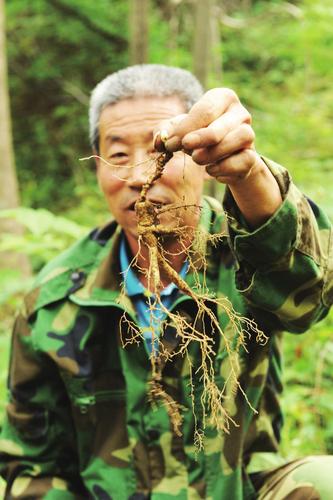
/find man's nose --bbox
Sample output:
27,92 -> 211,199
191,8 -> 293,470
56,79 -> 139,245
127,149 -> 154,188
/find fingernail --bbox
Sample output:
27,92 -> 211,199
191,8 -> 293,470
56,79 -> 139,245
183,133 -> 201,149
153,130 -> 170,152
160,129 -> 169,143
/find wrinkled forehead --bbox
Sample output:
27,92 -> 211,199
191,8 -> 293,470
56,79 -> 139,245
98,95 -> 186,138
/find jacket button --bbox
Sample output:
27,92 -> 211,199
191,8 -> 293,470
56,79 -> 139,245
71,270 -> 83,282
69,270 -> 86,294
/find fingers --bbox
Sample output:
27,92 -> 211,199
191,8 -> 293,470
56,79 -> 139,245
182,105 -> 251,152
192,123 -> 255,165
153,87 -> 258,186
155,88 -> 241,152
153,114 -> 188,151
206,149 -> 259,184
176,88 -> 240,137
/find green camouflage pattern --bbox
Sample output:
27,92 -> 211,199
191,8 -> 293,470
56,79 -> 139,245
252,455 -> 333,499
0,160 -> 332,499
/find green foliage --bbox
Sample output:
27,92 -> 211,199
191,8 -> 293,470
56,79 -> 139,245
0,207 -> 89,271
218,0 -> 333,218
281,312 -> 333,458
7,0 -> 128,210
149,3 -> 194,69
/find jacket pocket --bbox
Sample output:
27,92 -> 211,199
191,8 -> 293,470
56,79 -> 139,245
72,388 -> 126,414
61,372 -> 129,470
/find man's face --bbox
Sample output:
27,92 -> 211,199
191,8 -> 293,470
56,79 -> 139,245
96,95 -> 206,243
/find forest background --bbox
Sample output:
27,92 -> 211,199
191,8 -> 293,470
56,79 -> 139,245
1,0 -> 333,485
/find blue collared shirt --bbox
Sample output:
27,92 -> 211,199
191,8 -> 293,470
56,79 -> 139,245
120,235 -> 188,355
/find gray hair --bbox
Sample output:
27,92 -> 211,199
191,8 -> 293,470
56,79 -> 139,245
89,64 -> 204,149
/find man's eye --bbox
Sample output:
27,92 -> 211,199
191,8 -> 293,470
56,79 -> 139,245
109,152 -> 128,164
111,152 -> 127,158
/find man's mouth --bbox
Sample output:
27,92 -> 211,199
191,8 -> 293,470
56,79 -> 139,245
126,198 -> 169,212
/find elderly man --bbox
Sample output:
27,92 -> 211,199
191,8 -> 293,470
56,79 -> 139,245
0,64 -> 332,499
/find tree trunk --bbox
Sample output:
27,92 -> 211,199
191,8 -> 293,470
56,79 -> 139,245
0,0 -> 30,276
129,0 -> 149,64
193,0 -> 220,198
0,0 -> 18,211
193,0 -> 212,88
211,2 -> 223,85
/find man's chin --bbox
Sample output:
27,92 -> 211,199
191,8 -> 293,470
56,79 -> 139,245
121,208 -> 198,241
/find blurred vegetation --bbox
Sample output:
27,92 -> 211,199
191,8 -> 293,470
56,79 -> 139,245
1,0 -> 333,465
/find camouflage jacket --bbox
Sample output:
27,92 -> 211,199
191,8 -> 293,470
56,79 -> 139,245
0,160 -> 332,500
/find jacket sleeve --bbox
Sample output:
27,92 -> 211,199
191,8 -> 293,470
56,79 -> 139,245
223,158 -> 333,333
0,308 -> 84,499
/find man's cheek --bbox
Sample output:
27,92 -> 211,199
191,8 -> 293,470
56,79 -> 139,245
101,178 -> 123,197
